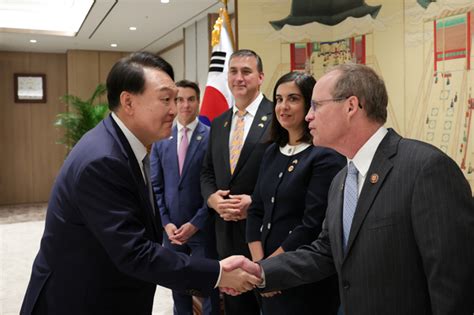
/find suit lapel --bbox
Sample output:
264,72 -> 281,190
169,126 -> 179,181
219,110 -> 233,181
232,98 -> 272,178
331,173 -> 346,264
343,130 -> 400,260
106,115 -> 160,237
180,122 -> 205,183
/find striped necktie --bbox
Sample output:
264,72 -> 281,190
229,111 -> 246,174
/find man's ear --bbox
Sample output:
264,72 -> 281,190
347,96 -> 360,113
120,91 -> 134,115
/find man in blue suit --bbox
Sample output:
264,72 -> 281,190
20,52 -> 260,315
151,80 -> 220,315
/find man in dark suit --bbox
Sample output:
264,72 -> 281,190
231,63 -> 474,315
151,80 -> 219,315
20,52 -> 260,315
201,49 -> 273,314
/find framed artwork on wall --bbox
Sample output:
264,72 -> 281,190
14,73 -> 47,103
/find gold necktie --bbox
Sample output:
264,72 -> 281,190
229,111 -> 246,174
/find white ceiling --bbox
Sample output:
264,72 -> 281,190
0,0 -> 234,53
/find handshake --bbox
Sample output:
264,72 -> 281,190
217,255 -> 263,295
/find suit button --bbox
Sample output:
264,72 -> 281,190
343,281 -> 350,290
267,223 -> 271,230
271,197 -> 274,203
178,186 -> 183,191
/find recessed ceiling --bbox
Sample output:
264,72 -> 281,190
0,0 -> 234,53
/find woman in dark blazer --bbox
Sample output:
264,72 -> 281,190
246,71 -> 345,315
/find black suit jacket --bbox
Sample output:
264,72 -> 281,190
260,129 -> 474,315
247,144 -> 344,314
21,115 -> 219,315
201,96 -> 273,258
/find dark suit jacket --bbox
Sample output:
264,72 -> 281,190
201,96 -> 273,258
260,129 -> 474,315
21,115 -> 219,315
247,144 -> 345,314
150,122 -> 212,241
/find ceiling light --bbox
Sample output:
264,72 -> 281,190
29,39 -> 37,43
0,0 -> 94,36
110,43 -> 118,48
129,26 -> 137,31
161,0 -> 170,3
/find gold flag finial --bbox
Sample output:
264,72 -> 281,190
211,1 -> 235,49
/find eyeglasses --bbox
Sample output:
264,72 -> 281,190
310,97 -> 348,111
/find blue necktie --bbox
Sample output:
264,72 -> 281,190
343,162 -> 358,251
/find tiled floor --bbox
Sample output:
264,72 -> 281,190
0,204 -> 173,315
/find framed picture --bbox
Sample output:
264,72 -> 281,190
14,73 -> 47,103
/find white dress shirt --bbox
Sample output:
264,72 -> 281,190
176,118 -> 198,150
111,112 -> 148,182
347,126 -> 388,196
228,93 -> 263,150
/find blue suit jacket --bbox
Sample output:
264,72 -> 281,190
150,122 -> 211,237
21,115 -> 219,315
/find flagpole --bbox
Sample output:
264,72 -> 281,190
218,0 -> 235,50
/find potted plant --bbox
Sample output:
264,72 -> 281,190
54,84 -> 109,151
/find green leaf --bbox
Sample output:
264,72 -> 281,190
54,84 -> 109,154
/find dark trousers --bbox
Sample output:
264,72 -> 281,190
163,233 -> 220,315
223,290 -> 260,315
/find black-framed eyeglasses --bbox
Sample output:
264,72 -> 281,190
310,97 -> 348,111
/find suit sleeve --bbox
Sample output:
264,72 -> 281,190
200,121 -> 218,203
260,216 -> 336,292
411,152 -> 474,314
150,142 -> 170,226
189,202 -> 209,231
75,156 -> 219,293
281,149 -> 345,251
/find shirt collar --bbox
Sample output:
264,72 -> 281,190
177,118 -> 198,133
348,126 -> 388,178
111,112 -> 148,163
232,93 -> 263,118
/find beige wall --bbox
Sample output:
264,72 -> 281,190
237,0 -> 474,189
0,50 -> 127,205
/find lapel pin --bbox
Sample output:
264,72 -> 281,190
370,173 -> 379,184
288,165 -> 295,172
292,159 -> 298,165
224,121 -> 228,128
341,183 -> 344,191
169,136 -> 173,140
196,135 -> 202,141
261,116 -> 268,121
258,123 -> 264,128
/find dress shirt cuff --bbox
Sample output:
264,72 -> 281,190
214,262 -> 223,288
256,262 -> 266,288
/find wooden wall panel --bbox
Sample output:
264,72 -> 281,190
67,50 -> 100,99
29,53 -> 67,201
0,52 -> 33,204
0,52 -> 67,205
98,51 -> 128,103
1,49 -> 126,205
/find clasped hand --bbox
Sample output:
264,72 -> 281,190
218,255 -> 262,295
208,190 -> 251,221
